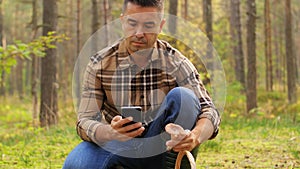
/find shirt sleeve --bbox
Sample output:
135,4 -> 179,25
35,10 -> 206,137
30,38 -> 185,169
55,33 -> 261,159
76,62 -> 105,143
175,56 -> 221,139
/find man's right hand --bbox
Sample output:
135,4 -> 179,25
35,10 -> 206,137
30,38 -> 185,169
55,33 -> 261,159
109,115 -> 145,141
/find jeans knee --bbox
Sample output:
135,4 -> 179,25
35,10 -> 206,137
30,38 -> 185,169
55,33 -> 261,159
164,87 -> 201,129
167,87 -> 198,103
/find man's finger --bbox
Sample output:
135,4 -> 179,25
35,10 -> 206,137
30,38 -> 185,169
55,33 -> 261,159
125,127 -> 145,137
111,116 -> 133,129
172,142 -> 193,152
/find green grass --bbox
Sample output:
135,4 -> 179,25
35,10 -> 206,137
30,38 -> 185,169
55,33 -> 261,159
0,126 -> 80,168
197,117 -> 300,168
0,97 -> 81,169
0,92 -> 299,169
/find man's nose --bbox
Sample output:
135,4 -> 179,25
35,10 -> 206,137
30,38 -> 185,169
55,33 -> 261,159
135,26 -> 145,38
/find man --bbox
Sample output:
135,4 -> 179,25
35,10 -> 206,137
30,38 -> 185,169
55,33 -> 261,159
63,0 -> 220,168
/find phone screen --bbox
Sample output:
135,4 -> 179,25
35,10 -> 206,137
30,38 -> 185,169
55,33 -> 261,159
121,106 -> 142,123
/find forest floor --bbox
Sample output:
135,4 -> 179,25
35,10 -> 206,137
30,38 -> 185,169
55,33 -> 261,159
0,92 -> 299,169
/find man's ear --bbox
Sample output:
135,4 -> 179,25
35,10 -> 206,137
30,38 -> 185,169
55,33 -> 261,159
120,13 -> 124,22
159,19 -> 166,33
120,13 -> 126,31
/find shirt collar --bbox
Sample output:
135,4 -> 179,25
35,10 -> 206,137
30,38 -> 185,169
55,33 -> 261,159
117,40 -> 131,70
117,39 -> 164,70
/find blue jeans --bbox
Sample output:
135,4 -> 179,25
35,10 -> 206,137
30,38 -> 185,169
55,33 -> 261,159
63,87 -> 201,169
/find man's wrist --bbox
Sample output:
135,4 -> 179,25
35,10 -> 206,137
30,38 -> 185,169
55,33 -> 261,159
193,117 -> 214,144
94,124 -> 113,144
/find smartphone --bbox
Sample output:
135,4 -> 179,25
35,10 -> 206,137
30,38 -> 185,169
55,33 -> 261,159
121,106 -> 143,124
121,106 -> 146,137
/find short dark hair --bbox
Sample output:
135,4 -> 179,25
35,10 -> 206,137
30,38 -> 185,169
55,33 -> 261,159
122,0 -> 164,13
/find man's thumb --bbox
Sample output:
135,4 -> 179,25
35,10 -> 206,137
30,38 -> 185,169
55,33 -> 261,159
112,115 -> 122,122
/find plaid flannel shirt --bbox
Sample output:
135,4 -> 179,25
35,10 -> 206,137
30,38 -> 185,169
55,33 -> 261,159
76,39 -> 221,143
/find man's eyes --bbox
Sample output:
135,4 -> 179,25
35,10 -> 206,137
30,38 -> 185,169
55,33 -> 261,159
127,20 -> 156,29
144,23 -> 155,29
128,20 -> 137,27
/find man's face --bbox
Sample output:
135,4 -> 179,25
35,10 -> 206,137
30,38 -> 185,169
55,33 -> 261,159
121,3 -> 165,53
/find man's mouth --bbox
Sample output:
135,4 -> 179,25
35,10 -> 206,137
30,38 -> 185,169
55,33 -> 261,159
132,41 -> 146,47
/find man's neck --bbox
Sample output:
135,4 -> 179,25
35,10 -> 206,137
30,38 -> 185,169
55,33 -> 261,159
129,48 -> 153,68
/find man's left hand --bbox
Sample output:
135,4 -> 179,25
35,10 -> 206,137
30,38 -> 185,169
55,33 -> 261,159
171,131 -> 200,152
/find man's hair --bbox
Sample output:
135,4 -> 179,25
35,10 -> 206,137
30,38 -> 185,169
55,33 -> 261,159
122,0 -> 164,13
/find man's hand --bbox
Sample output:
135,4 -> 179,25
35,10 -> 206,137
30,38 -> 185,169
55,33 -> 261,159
170,132 -> 200,152
109,115 -> 145,142
165,123 -> 199,152
165,118 -> 214,152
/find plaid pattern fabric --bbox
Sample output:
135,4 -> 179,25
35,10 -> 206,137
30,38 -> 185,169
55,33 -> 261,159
77,39 -> 221,142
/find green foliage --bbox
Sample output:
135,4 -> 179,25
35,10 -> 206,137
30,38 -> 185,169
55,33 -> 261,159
0,32 -> 69,82
0,97 -> 80,169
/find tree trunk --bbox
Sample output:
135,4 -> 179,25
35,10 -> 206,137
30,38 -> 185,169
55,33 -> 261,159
76,0 -> 81,56
203,0 -> 213,83
182,0 -> 188,20
285,0 -> 297,104
280,20 -> 286,92
16,57 -> 24,100
59,0 -> 72,103
15,3 -> 24,100
246,0 -> 257,113
264,0 -> 273,91
230,0 -> 245,89
0,72 -> 4,96
92,0 -> 100,34
0,0 -> 2,47
203,0 -> 213,42
25,59 -> 31,95
102,0 -> 110,45
168,0 -> 178,35
0,0 -> 4,96
274,0 -> 286,92
273,0 -> 280,91
31,0 -> 40,123
40,0 -> 58,127
91,0 -> 100,53
8,70 -> 15,95
73,0 -> 82,107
